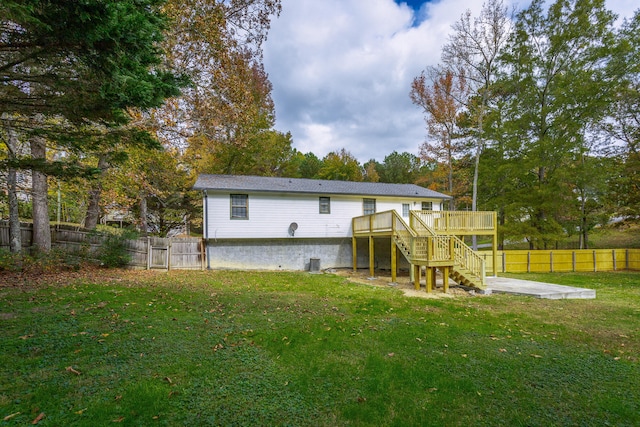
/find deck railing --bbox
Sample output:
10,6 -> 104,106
413,211 -> 495,234
451,236 -> 486,286
354,211 -> 486,286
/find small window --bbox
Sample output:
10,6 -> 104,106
230,194 -> 248,219
402,203 -> 410,217
363,198 -> 376,215
319,197 -> 331,214
422,201 -> 433,211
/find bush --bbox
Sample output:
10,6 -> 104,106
0,249 -> 22,272
96,232 -> 135,268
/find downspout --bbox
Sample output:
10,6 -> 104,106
203,190 -> 211,269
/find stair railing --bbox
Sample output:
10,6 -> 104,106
451,236 -> 486,287
412,211 -> 485,286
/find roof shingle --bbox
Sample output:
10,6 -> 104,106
193,174 -> 451,199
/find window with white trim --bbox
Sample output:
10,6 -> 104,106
402,203 -> 410,217
230,194 -> 248,219
319,197 -> 330,214
421,201 -> 433,211
363,198 -> 376,215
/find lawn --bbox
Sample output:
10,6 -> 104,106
1,269 -> 639,426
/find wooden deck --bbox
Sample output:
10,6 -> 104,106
352,210 -> 498,293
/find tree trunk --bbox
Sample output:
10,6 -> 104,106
83,155 -> 110,230
139,193 -> 148,236
30,132 -> 51,251
7,168 -> 22,253
471,108 -> 484,251
2,114 -> 22,253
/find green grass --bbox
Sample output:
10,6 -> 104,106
1,270 -> 639,426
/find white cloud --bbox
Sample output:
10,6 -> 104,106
263,0 -> 639,163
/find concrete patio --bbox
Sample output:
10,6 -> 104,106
484,276 -> 596,299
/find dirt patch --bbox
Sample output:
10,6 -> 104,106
327,268 -> 473,299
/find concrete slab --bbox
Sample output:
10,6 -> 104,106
485,276 -> 596,299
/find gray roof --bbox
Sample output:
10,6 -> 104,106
193,174 -> 451,199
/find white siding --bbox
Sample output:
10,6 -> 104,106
204,192 -> 442,239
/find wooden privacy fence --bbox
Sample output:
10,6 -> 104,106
479,249 -> 640,275
125,237 -> 204,270
0,223 -> 204,270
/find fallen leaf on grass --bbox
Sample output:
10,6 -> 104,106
19,334 -> 33,340
499,348 -> 507,353
530,354 -> 543,358
66,366 -> 81,375
164,377 -> 172,384
31,412 -> 45,424
357,396 -> 367,403
112,416 -> 125,422
3,412 -> 20,421
75,408 -> 87,415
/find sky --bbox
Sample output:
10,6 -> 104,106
262,0 -> 638,163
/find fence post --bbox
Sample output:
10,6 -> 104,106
201,239 -> 206,271
550,251 -> 554,273
146,237 -> 151,270
626,249 -> 630,271
502,252 -> 506,274
167,239 -> 172,271
527,251 -> 531,273
613,249 -> 617,271
572,251 -> 576,272
593,250 -> 597,272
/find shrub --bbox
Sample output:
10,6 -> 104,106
96,232 -> 135,268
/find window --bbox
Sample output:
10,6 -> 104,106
421,201 -> 433,211
319,197 -> 331,214
230,194 -> 248,219
402,203 -> 410,217
363,198 -> 376,215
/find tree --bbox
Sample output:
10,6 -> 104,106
0,114 -> 22,252
318,149 -> 363,182
601,11 -> 640,220
297,152 -> 322,179
362,160 -> 380,182
440,0 -> 513,220
411,70 -> 469,206
1,0 -> 184,249
496,0 -> 617,248
156,0 -> 281,162
377,151 -> 424,184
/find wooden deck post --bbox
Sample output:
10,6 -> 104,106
442,266 -> 449,293
391,216 -> 397,283
391,240 -> 397,283
492,211 -> 498,276
369,235 -> 375,277
426,267 -> 433,293
413,264 -> 421,290
352,236 -> 357,272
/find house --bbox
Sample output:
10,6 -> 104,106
194,174 -> 498,292
193,174 -> 452,269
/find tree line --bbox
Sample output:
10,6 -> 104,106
1,0 -> 638,253
410,0 -> 639,249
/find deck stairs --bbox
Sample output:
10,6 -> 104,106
409,213 -> 486,290
355,211 -> 486,290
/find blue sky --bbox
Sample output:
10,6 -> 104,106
263,0 -> 638,163
395,0 -> 430,11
